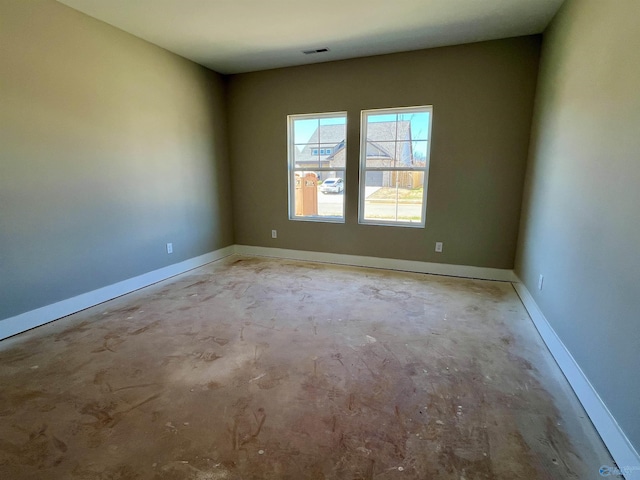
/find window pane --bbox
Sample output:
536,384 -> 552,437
293,118 -> 319,144
364,141 -> 420,168
328,143 -> 346,168
365,115 -> 403,142
294,143 -> 337,169
292,116 -> 347,145
412,141 -> 429,167
318,143 -> 336,154
399,111 -> 430,141
294,146 -> 321,169
365,111 -> 430,143
289,112 -> 346,222
394,141 -> 415,167
358,105 -> 432,227
293,172 -> 345,219
362,171 -> 425,224
318,117 -> 346,144
364,141 -> 395,168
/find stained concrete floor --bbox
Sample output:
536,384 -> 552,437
0,256 -> 613,479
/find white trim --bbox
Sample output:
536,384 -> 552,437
233,245 -> 516,282
287,111 -> 347,222
1,244 -> 511,341
358,105 -> 433,228
2,243 -> 638,476
0,245 -> 235,341
513,281 -> 640,479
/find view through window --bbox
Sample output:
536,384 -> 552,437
359,106 -> 432,227
288,112 -> 347,222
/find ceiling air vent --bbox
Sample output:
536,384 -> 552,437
302,48 -> 330,55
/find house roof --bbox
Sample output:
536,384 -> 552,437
295,120 -> 412,167
367,120 -> 411,144
296,124 -> 346,167
306,124 -> 345,145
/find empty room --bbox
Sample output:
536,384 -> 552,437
1,0 -> 638,478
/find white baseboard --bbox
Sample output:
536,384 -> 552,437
0,245 -> 235,341
513,281 -> 640,479
1,244 -> 510,341
2,243 -> 637,476
233,245 -> 516,282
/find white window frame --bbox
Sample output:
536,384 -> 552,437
358,105 -> 433,228
287,111 -> 347,223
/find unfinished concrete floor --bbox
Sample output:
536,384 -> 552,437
0,256 -> 613,479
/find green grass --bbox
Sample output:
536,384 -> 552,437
368,187 -> 423,201
364,214 -> 422,222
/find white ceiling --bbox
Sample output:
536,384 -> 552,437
57,0 -> 564,74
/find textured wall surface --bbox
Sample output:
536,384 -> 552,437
226,37 -> 540,269
0,0 -> 233,320
516,0 -> 640,451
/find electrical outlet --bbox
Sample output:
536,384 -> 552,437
271,230 -> 277,239
435,242 -> 443,253
538,274 -> 544,291
166,243 -> 173,254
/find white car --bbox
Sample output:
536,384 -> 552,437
319,178 -> 344,194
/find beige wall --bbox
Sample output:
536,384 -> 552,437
227,37 -> 540,268
0,0 -> 233,320
516,0 -> 640,450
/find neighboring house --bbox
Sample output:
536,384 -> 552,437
296,121 -> 419,186
295,124 -> 346,180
